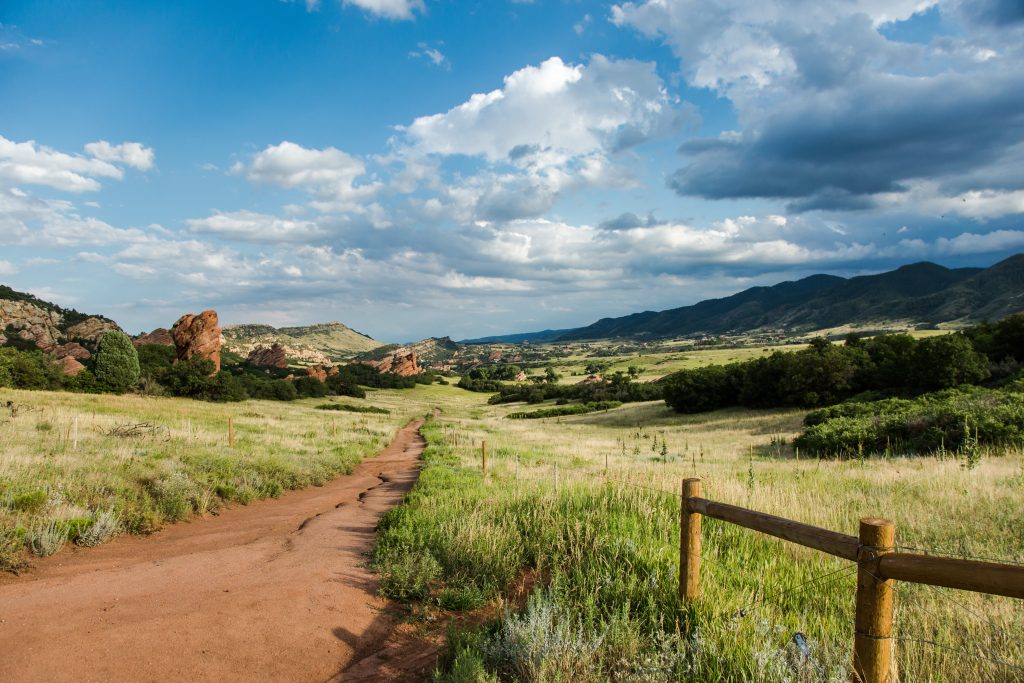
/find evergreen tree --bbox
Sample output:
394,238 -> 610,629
94,330 -> 140,392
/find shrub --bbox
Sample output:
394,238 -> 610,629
507,401 -> 622,419
93,330 -> 141,392
77,510 -> 120,547
316,403 -> 390,414
0,347 -> 65,390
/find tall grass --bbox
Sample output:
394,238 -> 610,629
375,400 -> 1024,682
0,384 -> 466,570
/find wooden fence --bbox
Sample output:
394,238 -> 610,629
678,478 -> 1024,683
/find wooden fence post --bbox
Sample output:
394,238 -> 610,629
482,440 -> 487,474
680,478 -> 702,602
854,518 -> 896,683
229,417 -> 235,449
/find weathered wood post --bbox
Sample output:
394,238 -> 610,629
482,440 -> 487,474
605,451 -> 609,474
680,478 -> 702,601
229,417 -> 235,449
854,518 -> 896,683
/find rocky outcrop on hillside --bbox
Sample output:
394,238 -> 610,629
58,356 -> 86,376
247,343 -> 287,368
65,318 -> 120,346
366,350 -> 420,377
306,365 -> 328,382
133,328 -> 173,347
54,342 -> 91,361
0,300 -> 63,351
1,297 -> 120,364
171,310 -> 222,372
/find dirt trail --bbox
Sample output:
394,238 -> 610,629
0,419 -> 431,682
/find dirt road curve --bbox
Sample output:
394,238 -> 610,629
0,419 -> 429,682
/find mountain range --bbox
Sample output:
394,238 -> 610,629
464,254 -> 1024,343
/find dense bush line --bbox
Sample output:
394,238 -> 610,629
488,373 -> 663,405
506,401 -> 622,419
794,383 -> 1024,457
662,322 -> 1014,414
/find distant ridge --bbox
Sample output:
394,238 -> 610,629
482,255 -> 1024,343
222,321 -> 382,362
460,329 -> 574,345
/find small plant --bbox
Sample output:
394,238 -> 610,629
378,551 -> 441,601
28,520 -> 69,557
77,510 -> 120,547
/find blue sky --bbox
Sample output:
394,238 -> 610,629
1,0 -> 1022,341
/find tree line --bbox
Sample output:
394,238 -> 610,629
660,317 -> 1024,414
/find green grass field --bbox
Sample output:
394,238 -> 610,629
374,392 -> 1024,681
0,384 -> 469,571
3,380 -> 1021,681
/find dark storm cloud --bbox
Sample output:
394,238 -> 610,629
668,69 -> 1024,210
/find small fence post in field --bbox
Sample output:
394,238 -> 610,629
482,440 -> 487,474
229,417 -> 235,449
854,517 -> 896,683
605,451 -> 609,474
680,478 -> 702,602
72,416 -> 79,452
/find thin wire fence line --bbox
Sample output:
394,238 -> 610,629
438,445 -> 1024,569
858,566 -> 1024,676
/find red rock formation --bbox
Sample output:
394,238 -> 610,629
487,350 -> 502,362
248,343 -> 287,368
58,356 -> 86,376
133,328 -> 173,347
306,365 -> 328,382
514,371 -> 528,382
53,342 -> 91,361
171,310 -> 222,372
327,366 -> 339,377
65,318 -> 121,346
367,350 -> 420,377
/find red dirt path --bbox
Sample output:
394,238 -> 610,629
0,419 -> 433,682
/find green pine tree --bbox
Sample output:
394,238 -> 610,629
94,330 -> 140,393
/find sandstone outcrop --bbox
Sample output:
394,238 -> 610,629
58,356 -> 86,376
0,300 -> 62,351
247,343 -> 287,368
366,350 -> 420,377
65,318 -> 119,346
54,342 -> 91,361
171,310 -> 222,372
305,365 -> 328,382
133,328 -> 174,347
487,350 -> 502,362
514,371 -> 528,382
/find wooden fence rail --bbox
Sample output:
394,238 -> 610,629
678,477 -> 1024,683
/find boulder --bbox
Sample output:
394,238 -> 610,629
133,328 -> 173,347
247,343 -> 287,368
54,342 -> 91,361
58,356 -> 86,376
171,310 -> 222,372
306,365 -> 328,382
65,317 -> 120,346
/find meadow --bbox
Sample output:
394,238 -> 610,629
374,395 -> 1024,682
3,378 -> 1022,681
0,383 -> 467,571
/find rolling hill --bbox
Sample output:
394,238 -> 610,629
481,255 -> 1024,343
222,322 -> 383,363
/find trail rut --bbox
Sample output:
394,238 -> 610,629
0,418 -> 429,682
